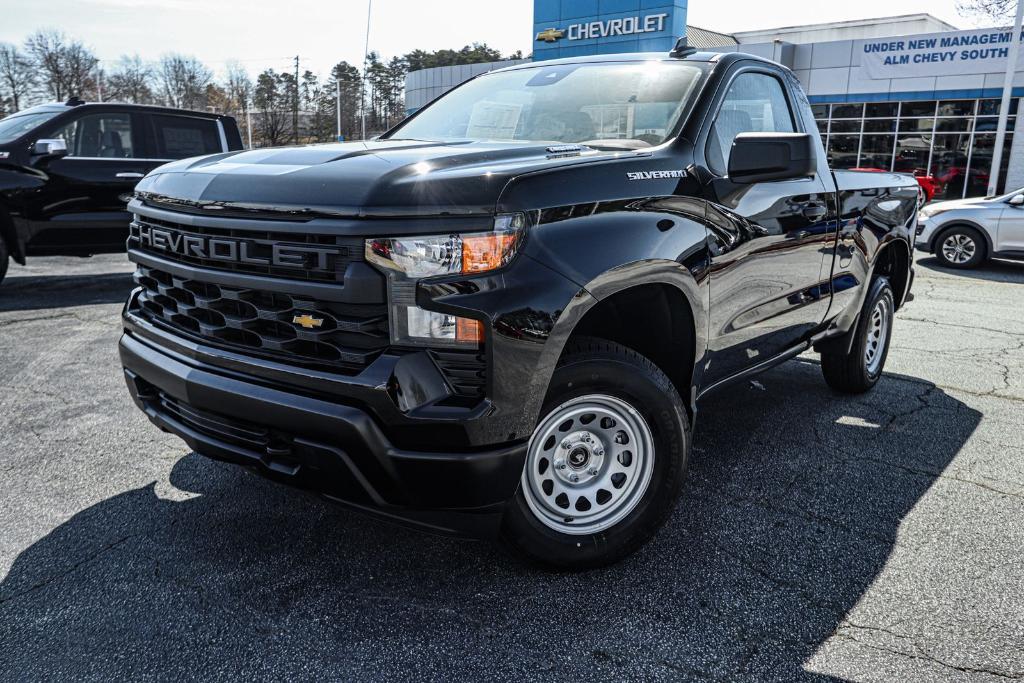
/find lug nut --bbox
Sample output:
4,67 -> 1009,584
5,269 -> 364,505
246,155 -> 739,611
555,459 -> 567,470
561,440 -> 572,449
594,446 -> 604,456
569,473 -> 580,482
587,466 -> 599,475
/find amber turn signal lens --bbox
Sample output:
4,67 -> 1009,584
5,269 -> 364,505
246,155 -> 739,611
455,317 -> 483,343
462,232 -> 518,274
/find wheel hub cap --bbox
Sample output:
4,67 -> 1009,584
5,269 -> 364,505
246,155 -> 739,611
864,296 -> 891,376
522,394 -> 655,535
942,234 -> 976,264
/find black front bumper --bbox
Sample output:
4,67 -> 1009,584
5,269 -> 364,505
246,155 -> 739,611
120,331 -> 527,538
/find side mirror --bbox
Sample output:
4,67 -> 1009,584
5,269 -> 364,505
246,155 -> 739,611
32,138 -> 69,159
1009,194 -> 1024,206
728,132 -> 816,184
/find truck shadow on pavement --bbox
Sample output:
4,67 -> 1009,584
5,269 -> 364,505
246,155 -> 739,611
0,271 -> 134,312
0,361 -> 980,680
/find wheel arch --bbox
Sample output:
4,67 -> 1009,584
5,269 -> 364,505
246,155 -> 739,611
872,236 -> 912,309
545,260 -> 708,420
928,218 -> 994,255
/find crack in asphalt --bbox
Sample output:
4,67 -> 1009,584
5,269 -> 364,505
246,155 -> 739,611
833,622 -> 1024,680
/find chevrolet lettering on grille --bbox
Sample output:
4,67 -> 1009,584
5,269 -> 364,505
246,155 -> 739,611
133,222 -> 343,271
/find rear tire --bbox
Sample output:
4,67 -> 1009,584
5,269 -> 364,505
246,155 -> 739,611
933,225 -> 987,269
501,337 -> 690,570
821,277 -> 895,394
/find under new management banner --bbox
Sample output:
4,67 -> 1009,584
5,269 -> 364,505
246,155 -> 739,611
861,27 -> 1024,79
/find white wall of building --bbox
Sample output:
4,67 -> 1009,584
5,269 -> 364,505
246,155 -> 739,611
732,14 -> 957,45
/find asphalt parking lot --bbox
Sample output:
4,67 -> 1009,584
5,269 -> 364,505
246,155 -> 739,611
1,253 -> 1022,682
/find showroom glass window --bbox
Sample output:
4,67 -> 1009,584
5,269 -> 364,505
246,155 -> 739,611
812,98 -> 1017,200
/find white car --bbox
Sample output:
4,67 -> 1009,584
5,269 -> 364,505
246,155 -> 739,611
916,189 -> 1024,268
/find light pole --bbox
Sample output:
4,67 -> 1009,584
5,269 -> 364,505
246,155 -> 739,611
360,0 -> 373,141
989,0 -> 1024,197
337,74 -> 342,141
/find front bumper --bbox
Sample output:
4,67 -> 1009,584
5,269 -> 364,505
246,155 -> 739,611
915,218 -> 937,252
120,330 -> 527,538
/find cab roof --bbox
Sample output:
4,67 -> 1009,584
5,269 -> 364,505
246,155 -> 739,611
488,50 -> 780,74
12,101 -> 231,119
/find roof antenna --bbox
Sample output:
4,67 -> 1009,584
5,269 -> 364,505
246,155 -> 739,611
65,96 -> 85,106
669,37 -> 696,58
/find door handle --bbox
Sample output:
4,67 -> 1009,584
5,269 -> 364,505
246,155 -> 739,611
802,204 -> 827,220
116,172 -> 145,179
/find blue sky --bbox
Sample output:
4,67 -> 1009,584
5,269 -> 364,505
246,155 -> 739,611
0,0 -> 983,80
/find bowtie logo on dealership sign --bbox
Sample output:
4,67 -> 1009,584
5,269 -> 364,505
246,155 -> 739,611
536,12 -> 668,43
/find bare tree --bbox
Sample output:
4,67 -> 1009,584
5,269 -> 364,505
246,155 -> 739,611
0,44 -> 36,112
958,0 -> 1016,23
253,69 -> 288,146
223,60 -> 253,119
107,55 -> 155,104
158,54 -> 212,110
25,30 -> 97,101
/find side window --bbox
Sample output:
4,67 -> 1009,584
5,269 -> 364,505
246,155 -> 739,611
151,115 -> 222,159
53,113 -> 135,158
706,72 -> 796,175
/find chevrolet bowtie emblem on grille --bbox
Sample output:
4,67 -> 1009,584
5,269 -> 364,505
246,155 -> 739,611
536,27 -> 565,42
292,314 -> 324,329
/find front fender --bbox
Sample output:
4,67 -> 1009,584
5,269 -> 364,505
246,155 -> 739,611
416,204 -> 712,444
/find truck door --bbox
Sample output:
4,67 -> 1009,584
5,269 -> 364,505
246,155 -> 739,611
25,110 -> 158,255
697,65 -> 838,386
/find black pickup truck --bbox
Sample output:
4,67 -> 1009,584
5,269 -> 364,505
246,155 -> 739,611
0,100 -> 243,284
119,46 -> 916,569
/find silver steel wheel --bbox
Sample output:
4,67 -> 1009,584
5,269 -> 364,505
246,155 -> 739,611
522,394 -> 655,536
864,296 -> 891,376
941,232 -> 977,264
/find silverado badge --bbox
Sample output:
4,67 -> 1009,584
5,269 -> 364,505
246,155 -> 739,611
292,314 -> 324,329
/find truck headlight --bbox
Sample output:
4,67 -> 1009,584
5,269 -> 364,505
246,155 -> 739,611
365,213 -> 525,347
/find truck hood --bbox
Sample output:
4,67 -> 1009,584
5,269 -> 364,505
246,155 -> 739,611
135,139 -> 631,218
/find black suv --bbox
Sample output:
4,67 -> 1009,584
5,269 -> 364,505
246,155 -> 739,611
119,50 -> 916,569
0,100 -> 243,284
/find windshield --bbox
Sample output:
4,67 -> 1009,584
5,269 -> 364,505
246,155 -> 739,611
0,111 -> 62,144
390,61 -> 706,148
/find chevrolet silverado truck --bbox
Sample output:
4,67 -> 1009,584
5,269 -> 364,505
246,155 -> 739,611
119,45 -> 916,569
0,99 -> 242,285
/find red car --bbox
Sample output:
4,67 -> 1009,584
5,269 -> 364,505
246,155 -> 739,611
852,167 -> 943,203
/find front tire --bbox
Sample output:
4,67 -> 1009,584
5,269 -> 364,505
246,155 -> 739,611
501,337 -> 690,570
934,225 -> 987,269
821,276 -> 895,394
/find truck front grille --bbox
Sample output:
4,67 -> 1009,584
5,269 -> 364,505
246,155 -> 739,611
132,264 -> 389,373
128,215 -> 362,284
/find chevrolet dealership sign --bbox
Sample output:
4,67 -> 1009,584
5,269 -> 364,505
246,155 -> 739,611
537,13 -> 669,43
532,0 -> 687,61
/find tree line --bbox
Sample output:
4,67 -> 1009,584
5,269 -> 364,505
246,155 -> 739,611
0,30 -> 522,147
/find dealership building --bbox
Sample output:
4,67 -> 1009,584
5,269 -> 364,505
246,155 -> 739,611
405,5 -> 1024,200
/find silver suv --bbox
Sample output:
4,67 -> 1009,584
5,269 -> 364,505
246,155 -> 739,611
916,189 -> 1024,268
